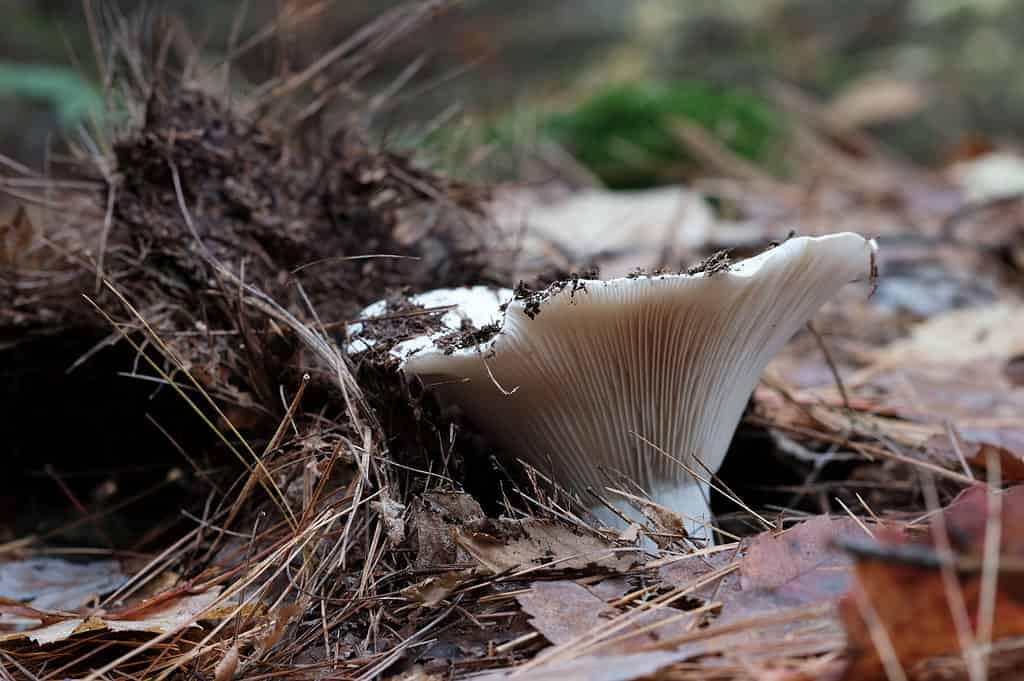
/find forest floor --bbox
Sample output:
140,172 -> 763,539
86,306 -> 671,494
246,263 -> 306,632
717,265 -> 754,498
2,3 -> 1024,681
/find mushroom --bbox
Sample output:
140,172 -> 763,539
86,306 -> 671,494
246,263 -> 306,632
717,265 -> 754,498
348,233 -> 877,543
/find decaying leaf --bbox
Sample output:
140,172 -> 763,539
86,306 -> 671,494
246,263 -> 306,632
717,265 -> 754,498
401,571 -> 467,608
0,587 -> 237,646
410,491 -> 486,569
489,186 -> 713,277
0,205 -> 36,267
676,518 -> 862,662
516,579 -> 696,655
838,484 -> 1024,680
373,492 -> 407,546
875,303 -> 1024,366
517,580 -> 612,646
455,519 -> 640,574
740,516 -> 865,604
925,437 -> 1024,482
475,649 -> 693,681
628,496 -> 691,548
657,546 -> 739,601
0,557 -> 127,616
824,74 -> 927,129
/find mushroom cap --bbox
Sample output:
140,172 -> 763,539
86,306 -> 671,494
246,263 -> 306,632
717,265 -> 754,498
349,232 -> 877,541
346,285 -> 514,360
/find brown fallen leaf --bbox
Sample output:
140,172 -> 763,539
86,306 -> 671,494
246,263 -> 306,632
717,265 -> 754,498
740,516 -> 866,604
925,437 -> 1024,483
874,303 -> 1024,366
657,546 -> 739,601
489,186 -> 713,278
0,204 -> 37,268
517,580 -> 695,655
473,649 -> 694,681
401,571 -> 467,608
824,74 -> 927,130
0,587 -> 237,646
837,484 -> 1024,680
517,581 -> 611,646
455,519 -> 639,574
855,360 -> 1024,424
410,491 -> 486,569
682,518 -> 864,662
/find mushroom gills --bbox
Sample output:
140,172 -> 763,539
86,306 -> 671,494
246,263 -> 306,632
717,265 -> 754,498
348,232 -> 878,546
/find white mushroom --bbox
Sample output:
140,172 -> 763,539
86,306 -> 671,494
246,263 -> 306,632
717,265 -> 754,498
348,233 -> 877,543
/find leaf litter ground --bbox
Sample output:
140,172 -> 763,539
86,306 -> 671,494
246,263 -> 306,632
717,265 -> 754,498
3,4 -> 1024,681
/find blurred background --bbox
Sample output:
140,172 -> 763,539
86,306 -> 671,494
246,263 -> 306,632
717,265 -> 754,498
2,0 -> 1023,178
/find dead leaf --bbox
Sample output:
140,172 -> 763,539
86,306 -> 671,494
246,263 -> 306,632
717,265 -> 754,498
489,186 -> 713,278
631,497 -> 690,548
837,484 -> 1024,680
740,517 -> 865,604
825,74 -> 927,129
950,151 -> 1024,201
657,547 -> 739,601
0,558 -> 127,632
473,649 -> 693,681
456,519 -> 639,574
517,581 -> 611,645
213,642 -> 240,681
925,437 -> 1024,482
587,576 -> 634,602
862,360 -> 1024,422
0,587 -> 236,646
373,492 -> 407,546
0,557 -> 126,613
410,491 -> 486,569
876,304 -> 1024,366
401,571 -> 466,608
0,205 -> 37,267
518,579 -> 695,655
663,519 -> 865,663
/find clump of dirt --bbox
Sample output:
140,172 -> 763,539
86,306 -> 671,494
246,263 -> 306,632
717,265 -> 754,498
511,280 -> 544,319
509,267 -> 600,320
685,248 -> 733,275
108,85 -> 491,328
435,319 -> 502,354
348,291 -> 450,361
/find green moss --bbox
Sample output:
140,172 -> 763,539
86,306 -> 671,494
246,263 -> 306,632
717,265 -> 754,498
542,80 -> 785,189
407,80 -> 785,189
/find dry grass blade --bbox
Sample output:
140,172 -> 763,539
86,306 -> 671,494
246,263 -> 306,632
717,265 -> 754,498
85,284 -> 298,530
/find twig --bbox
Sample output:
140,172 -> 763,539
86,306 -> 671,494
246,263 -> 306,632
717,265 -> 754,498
806,320 -> 850,410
